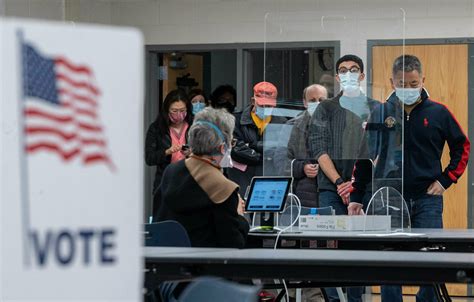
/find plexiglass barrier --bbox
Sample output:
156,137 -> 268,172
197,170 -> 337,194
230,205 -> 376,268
259,10 -> 409,231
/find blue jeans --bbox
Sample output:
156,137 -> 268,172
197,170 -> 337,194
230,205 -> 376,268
324,287 -> 364,302
320,190 -> 363,302
319,190 -> 349,215
381,193 -> 443,302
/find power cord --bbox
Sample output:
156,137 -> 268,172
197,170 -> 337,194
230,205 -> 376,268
274,193 -> 301,249
274,192 -> 302,302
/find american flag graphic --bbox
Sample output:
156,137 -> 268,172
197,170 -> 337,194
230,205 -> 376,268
22,43 -> 114,169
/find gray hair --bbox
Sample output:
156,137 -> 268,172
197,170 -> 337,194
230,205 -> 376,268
188,107 -> 235,156
303,84 -> 328,101
392,55 -> 422,75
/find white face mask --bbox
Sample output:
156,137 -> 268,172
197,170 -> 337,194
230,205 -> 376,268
219,145 -> 233,168
339,72 -> 360,97
395,87 -> 421,105
307,102 -> 319,116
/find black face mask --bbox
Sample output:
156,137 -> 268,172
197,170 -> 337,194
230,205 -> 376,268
220,102 -> 235,113
214,99 -> 235,113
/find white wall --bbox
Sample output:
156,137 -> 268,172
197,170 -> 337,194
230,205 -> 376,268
4,0 -> 64,20
6,0 -> 473,80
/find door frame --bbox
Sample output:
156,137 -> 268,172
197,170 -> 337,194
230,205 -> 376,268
367,38 -> 474,296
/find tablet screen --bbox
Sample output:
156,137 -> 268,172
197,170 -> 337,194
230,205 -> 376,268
245,177 -> 292,212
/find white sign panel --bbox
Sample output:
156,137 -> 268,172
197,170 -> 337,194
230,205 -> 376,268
1,18 -> 143,301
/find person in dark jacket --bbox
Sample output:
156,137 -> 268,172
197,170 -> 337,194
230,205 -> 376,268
209,84 -> 237,113
274,84 -> 328,207
349,55 -> 470,302
156,107 -> 249,248
145,89 -> 192,217
309,55 -> 377,302
309,54 -> 377,215
228,81 -> 287,196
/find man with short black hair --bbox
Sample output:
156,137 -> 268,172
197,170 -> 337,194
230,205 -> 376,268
308,54 -> 377,302
349,54 -> 470,302
309,54 -> 375,214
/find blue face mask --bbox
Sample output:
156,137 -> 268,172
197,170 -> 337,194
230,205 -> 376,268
307,102 -> 319,116
255,105 -> 272,120
192,102 -> 205,114
339,72 -> 360,96
395,88 -> 421,105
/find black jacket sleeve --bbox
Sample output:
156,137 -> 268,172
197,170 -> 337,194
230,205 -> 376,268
212,190 -> 249,248
145,121 -> 171,166
437,108 -> 470,189
231,141 -> 262,165
231,114 -> 262,165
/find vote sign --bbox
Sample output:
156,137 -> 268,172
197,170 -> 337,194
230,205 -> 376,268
1,18 -> 143,301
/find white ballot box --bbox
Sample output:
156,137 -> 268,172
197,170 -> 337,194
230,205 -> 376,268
299,215 -> 391,231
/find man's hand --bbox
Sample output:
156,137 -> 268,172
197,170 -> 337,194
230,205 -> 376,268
348,202 -> 364,215
303,164 -> 318,178
337,181 -> 352,205
427,181 -> 445,196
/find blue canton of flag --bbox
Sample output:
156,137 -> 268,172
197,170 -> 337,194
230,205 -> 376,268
23,44 -> 59,104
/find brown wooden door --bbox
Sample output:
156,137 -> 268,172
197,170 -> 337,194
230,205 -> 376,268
371,44 -> 469,296
162,53 -> 203,97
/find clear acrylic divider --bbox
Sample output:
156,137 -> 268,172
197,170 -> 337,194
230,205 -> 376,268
259,8 -> 408,233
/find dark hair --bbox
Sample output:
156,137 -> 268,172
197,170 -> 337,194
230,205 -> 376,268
392,54 -> 422,75
188,88 -> 208,105
336,54 -> 364,74
209,84 -> 237,109
157,89 -> 192,133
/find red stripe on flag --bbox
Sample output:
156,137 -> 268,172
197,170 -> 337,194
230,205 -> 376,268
55,57 -> 92,75
58,88 -> 98,107
74,107 -> 98,119
84,153 -> 115,171
56,73 -> 100,96
77,121 -> 102,132
26,143 -> 80,161
61,99 -> 98,118
26,126 -> 77,141
84,153 -> 109,164
25,107 -> 74,123
81,138 -> 106,147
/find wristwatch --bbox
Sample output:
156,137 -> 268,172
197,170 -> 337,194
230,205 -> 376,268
334,177 -> 344,186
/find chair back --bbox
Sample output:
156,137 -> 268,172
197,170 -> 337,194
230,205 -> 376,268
179,276 -> 261,302
145,220 -> 191,247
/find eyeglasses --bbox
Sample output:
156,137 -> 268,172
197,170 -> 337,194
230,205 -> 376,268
338,66 -> 360,74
